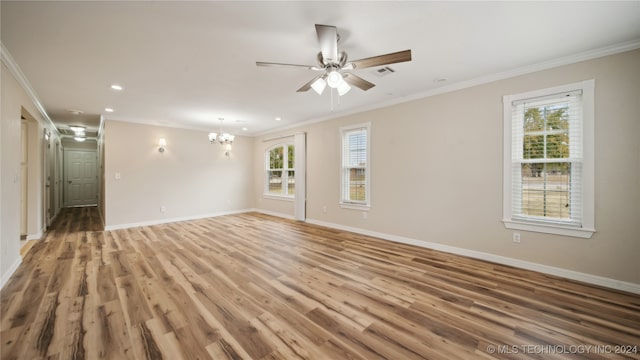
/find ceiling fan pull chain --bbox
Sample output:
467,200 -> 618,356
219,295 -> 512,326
330,88 -> 334,111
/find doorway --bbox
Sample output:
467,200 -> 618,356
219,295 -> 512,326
20,118 -> 28,239
64,149 -> 98,207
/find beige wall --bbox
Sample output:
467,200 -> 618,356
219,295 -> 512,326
0,63 -> 21,285
254,49 -> 640,285
104,120 -> 254,228
1,62 -> 60,286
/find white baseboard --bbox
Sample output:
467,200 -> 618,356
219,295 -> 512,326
305,218 -> 640,294
104,209 -> 253,231
0,256 -> 22,290
250,208 -> 296,220
26,229 -> 43,241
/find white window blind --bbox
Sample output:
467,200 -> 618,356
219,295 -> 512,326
340,123 -> 370,207
511,91 -> 582,225
503,80 -> 595,238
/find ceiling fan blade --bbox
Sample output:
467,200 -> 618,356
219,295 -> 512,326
349,50 -> 412,69
343,73 -> 375,91
256,62 -> 318,70
315,24 -> 338,63
297,74 -> 325,92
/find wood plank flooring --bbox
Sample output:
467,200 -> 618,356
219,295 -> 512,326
1,207 -> 639,359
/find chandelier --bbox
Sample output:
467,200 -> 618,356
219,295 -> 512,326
208,118 -> 235,157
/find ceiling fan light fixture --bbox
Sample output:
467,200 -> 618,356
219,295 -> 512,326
311,77 -> 327,95
326,70 -> 343,88
337,81 -> 351,96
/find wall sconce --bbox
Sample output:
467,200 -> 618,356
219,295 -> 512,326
158,138 -> 166,153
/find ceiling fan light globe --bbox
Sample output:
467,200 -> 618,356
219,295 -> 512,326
311,78 -> 327,95
327,70 -> 343,88
337,81 -> 351,96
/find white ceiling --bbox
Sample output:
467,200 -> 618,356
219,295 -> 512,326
2,1 -> 640,136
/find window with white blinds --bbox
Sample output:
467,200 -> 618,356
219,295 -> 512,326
340,123 -> 370,208
503,80 -> 595,238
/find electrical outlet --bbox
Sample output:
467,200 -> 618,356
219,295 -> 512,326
322,205 -> 327,213
160,206 -> 166,213
513,232 -> 521,243
115,172 -> 121,180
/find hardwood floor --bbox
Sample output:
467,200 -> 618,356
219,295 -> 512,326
1,207 -> 639,359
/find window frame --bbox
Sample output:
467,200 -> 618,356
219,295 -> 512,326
264,143 -> 295,200
502,80 -> 595,238
339,122 -> 371,210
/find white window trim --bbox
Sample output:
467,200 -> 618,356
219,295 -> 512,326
339,122 -> 371,210
502,80 -> 595,238
264,143 -> 295,200
263,194 -> 295,202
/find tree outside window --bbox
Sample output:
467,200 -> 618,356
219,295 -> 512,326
266,144 -> 294,196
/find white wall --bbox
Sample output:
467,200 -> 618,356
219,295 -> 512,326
1,62 -> 60,287
104,120 -> 254,229
254,49 -> 640,286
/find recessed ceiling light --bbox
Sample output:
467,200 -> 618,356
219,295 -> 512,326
105,108 -> 114,112
275,117 -> 281,121
110,84 -> 123,91
74,137 -> 86,142
242,127 -> 248,131
69,125 -> 85,132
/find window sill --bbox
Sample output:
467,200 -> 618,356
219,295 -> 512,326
503,219 -> 595,238
340,202 -> 370,211
263,194 -> 295,202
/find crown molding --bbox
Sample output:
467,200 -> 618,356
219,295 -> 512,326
1,42 -> 60,136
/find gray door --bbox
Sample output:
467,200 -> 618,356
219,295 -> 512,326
64,149 -> 98,206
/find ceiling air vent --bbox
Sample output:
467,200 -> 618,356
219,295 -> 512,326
373,66 -> 395,77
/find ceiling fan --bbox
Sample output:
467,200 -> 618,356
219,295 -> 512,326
256,24 -> 412,96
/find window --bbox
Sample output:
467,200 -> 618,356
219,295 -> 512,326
503,80 -> 594,238
340,123 -> 370,209
265,143 -> 295,197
